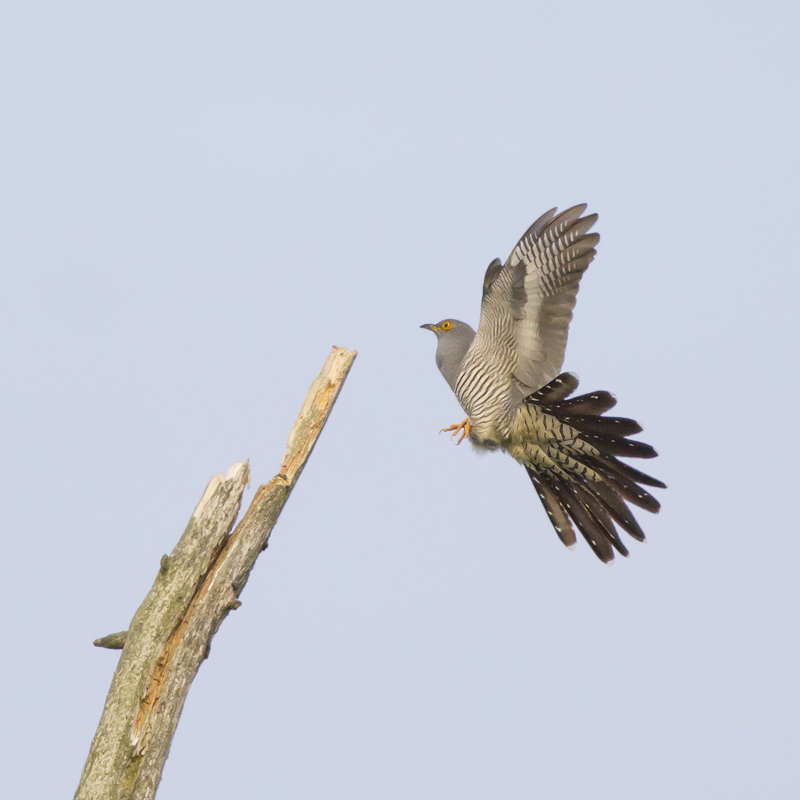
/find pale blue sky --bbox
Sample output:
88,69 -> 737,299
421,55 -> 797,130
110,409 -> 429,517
2,2 -> 799,798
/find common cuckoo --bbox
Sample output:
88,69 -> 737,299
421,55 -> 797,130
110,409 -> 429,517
422,204 -> 664,563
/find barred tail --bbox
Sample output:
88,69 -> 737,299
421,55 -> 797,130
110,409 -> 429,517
522,373 -> 665,563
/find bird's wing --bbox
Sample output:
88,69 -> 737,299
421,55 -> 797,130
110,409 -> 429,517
452,254 -> 527,438
504,205 -> 599,394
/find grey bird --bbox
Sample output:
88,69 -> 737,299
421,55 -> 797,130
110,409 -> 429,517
422,204 -> 664,563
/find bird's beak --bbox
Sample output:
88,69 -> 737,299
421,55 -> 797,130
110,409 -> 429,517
420,323 -> 439,332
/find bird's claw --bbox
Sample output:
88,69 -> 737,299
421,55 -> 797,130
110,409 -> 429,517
440,418 -> 471,445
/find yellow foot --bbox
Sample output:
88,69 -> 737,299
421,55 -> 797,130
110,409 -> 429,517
440,418 -> 471,445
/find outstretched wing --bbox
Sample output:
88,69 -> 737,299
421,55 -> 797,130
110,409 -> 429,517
505,205 -> 599,394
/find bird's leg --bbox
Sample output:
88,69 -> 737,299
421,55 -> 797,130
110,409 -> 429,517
440,418 -> 471,445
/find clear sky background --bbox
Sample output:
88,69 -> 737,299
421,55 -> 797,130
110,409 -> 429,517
2,2 -> 798,798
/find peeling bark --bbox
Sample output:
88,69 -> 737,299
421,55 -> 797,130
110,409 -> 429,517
75,346 -> 357,800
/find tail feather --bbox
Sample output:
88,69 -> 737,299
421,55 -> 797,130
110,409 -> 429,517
522,373 -> 663,561
527,372 -> 580,405
572,482 -> 630,558
550,479 -> 615,563
556,413 -> 643,437
583,454 -> 662,513
578,432 -> 658,459
587,480 -> 647,542
550,390 -> 617,415
586,451 -> 667,489
526,468 -> 577,550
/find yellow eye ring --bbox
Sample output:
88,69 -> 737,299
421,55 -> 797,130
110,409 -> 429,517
441,321 -> 453,330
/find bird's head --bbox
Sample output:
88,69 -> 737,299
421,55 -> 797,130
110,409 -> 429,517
420,319 -> 476,391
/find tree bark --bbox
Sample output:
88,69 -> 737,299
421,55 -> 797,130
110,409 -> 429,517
75,346 -> 357,800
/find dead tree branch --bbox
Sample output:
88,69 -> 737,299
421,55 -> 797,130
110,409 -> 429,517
75,346 -> 357,800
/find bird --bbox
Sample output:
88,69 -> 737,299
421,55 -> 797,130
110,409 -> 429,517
421,204 -> 664,563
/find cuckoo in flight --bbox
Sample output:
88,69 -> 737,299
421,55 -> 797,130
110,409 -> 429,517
422,205 -> 664,563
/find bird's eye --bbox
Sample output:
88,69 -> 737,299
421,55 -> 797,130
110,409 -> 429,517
441,321 -> 453,330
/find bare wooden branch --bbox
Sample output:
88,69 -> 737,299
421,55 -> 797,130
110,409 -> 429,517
93,632 -> 128,650
75,346 -> 357,800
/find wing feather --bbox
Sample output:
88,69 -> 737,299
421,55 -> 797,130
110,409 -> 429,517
506,205 -> 599,394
